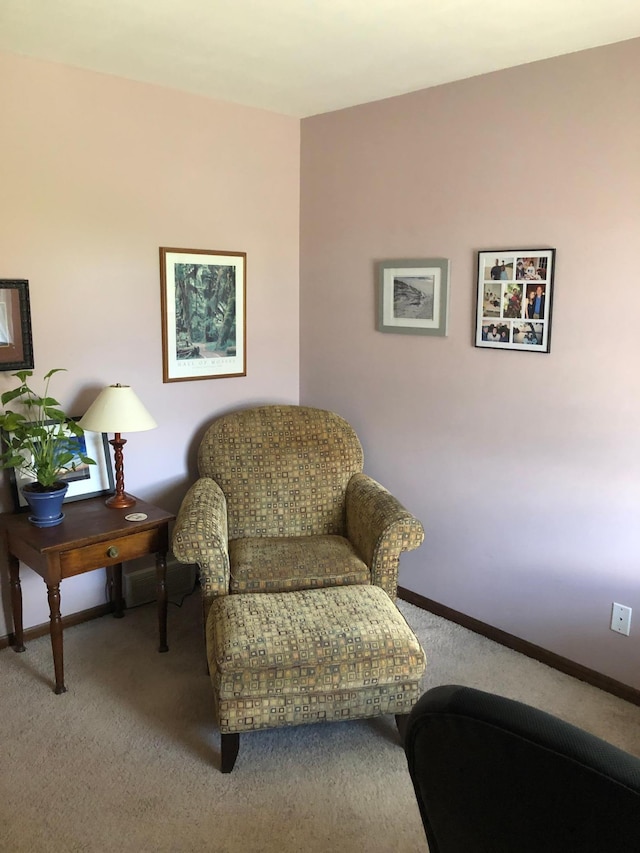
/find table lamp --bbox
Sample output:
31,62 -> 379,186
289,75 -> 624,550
79,384 -> 157,509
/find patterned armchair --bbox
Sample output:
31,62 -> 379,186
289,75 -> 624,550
172,405 -> 425,614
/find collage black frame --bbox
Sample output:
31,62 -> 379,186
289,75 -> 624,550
474,249 -> 556,354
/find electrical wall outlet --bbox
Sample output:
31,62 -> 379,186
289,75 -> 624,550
611,602 -> 632,636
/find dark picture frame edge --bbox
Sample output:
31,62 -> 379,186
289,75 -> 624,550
0,279 -> 34,372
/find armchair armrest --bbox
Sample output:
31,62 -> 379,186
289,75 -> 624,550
172,477 -> 230,606
345,472 -> 424,599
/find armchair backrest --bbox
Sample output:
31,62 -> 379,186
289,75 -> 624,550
198,405 -> 364,539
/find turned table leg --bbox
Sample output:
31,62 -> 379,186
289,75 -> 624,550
47,583 -> 67,694
108,563 -> 125,618
8,554 -> 25,653
156,550 -> 168,653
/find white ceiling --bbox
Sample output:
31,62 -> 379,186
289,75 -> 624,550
1,0 -> 639,117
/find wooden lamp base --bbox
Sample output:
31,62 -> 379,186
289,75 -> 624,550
105,491 -> 136,509
107,434 -> 137,509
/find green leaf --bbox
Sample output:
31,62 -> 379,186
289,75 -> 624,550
65,420 -> 84,436
13,370 -> 33,383
1,388 -> 28,405
0,452 -> 27,468
29,426 -> 49,439
54,451 -> 74,467
43,407 -> 67,421
0,412 -> 27,430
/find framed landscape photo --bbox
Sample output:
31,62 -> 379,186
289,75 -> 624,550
376,258 -> 450,337
160,247 -> 246,382
0,280 -> 34,372
8,420 -> 115,511
475,249 -> 556,353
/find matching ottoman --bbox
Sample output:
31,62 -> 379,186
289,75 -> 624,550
206,584 -> 427,772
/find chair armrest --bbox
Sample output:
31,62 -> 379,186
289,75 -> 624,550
172,477 -> 230,604
345,472 -> 424,599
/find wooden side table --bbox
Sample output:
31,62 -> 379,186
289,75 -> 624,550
1,496 -> 174,694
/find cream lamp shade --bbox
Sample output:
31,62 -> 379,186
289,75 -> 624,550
79,384 -> 157,509
78,384 -> 157,434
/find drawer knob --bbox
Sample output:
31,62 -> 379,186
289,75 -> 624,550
106,546 -> 119,559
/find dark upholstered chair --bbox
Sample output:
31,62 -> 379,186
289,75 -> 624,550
404,684 -> 640,852
172,405 -> 427,770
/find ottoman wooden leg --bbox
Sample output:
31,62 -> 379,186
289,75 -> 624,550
221,733 -> 240,773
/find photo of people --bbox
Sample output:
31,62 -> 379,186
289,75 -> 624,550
482,282 -> 501,317
525,284 -> 546,319
515,256 -> 548,281
484,257 -> 515,281
512,322 -> 543,346
481,321 -> 511,343
503,283 -> 523,318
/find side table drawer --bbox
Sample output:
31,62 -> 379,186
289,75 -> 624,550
60,527 -> 165,578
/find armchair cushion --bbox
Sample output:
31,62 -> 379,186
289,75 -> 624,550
228,534 -> 370,594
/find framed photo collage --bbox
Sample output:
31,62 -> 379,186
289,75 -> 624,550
475,249 -> 555,353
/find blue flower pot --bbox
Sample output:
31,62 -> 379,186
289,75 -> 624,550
21,482 -> 69,527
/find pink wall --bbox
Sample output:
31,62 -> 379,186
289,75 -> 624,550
300,39 -> 640,688
0,52 -> 300,635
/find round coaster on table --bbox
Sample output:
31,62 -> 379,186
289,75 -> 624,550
125,512 -> 148,522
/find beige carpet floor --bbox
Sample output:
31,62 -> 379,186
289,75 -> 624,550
2,588 -> 640,853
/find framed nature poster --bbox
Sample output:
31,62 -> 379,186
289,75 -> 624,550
475,249 -> 556,353
160,247 -> 246,382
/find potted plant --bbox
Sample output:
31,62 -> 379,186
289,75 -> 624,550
0,369 -> 95,527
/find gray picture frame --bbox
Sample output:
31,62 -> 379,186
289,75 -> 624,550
376,258 -> 450,336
